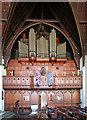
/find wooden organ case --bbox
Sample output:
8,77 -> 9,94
3,28 -> 82,111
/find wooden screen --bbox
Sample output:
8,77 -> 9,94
3,59 -> 82,111
5,90 -> 80,111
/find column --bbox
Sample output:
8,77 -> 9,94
0,2 -> 4,112
82,66 -> 85,107
85,55 -> 87,106
0,57 -> 5,112
0,66 -> 5,112
0,57 -> 6,112
80,55 -> 87,107
0,66 -> 2,111
80,57 -> 84,107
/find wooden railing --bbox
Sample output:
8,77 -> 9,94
3,76 -> 82,89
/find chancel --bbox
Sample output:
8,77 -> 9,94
0,1 -> 87,120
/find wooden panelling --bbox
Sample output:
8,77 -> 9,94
3,58 -> 82,89
22,91 -> 30,106
3,76 -> 82,89
30,77 -> 34,89
64,91 -> 71,105
72,90 -> 80,105
4,59 -> 82,111
5,90 -> 80,111
6,59 -> 78,77
31,92 -> 38,104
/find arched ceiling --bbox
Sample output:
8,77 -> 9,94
2,2 -> 82,67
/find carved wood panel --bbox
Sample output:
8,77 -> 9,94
72,90 -> 80,106
30,77 -> 34,88
6,59 -> 78,77
5,90 -> 80,111
3,76 -> 82,89
22,91 -> 30,108
4,59 -> 82,111
30,92 -> 38,104
63,91 -> 71,105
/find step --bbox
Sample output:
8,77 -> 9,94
6,113 -> 15,118
0,111 -> 9,117
0,111 -> 16,120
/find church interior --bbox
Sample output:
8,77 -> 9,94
0,1 -> 87,120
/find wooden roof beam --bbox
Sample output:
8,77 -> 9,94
4,3 -> 38,48
79,21 -> 87,24
26,19 -> 59,23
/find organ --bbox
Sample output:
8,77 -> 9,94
29,28 -> 36,57
3,27 -> 82,112
18,28 -> 66,59
18,41 -> 28,58
57,42 -> 66,58
37,36 -> 48,57
50,29 -> 56,58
